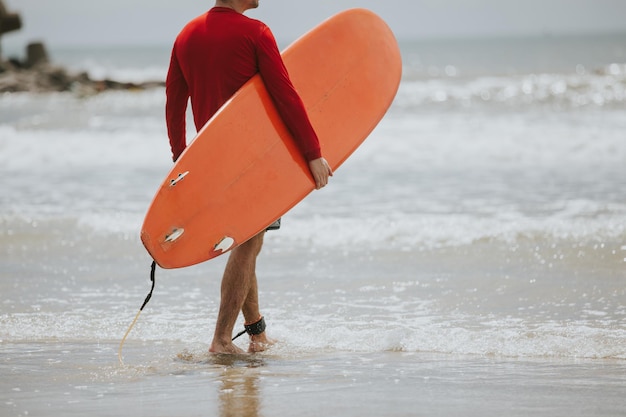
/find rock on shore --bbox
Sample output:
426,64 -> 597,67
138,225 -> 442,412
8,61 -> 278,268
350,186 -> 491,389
0,58 -> 164,94
1,1 -> 163,94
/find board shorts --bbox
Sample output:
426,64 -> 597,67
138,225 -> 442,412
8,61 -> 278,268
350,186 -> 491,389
266,217 -> 281,231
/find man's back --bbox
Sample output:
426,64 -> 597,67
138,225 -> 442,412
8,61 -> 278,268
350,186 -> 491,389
170,8 -> 264,127
166,6 -> 321,163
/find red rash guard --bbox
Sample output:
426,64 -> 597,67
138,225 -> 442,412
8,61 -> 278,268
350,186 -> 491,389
165,7 -> 322,162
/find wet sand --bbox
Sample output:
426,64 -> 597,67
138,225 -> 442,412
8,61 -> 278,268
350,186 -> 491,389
2,340 -> 625,417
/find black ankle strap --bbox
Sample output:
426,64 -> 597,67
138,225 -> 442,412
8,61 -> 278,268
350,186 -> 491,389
245,316 -> 266,335
232,316 -> 266,341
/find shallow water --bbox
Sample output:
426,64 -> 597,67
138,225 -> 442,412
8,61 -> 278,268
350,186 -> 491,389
3,341 -> 625,417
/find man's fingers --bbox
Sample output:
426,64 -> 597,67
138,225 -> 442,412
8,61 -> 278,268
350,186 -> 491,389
309,157 -> 332,189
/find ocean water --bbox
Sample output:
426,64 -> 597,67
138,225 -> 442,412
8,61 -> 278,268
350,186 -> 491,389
1,34 -> 626,416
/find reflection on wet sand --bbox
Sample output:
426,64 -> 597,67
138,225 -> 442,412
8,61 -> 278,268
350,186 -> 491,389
218,365 -> 260,417
213,354 -> 265,417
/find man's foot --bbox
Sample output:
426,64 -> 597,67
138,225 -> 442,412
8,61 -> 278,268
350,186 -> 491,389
209,340 -> 246,354
248,332 -> 275,353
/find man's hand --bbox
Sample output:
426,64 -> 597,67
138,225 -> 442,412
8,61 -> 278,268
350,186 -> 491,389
308,157 -> 333,190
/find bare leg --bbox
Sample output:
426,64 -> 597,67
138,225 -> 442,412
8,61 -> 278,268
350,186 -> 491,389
241,270 -> 274,353
209,232 -> 266,354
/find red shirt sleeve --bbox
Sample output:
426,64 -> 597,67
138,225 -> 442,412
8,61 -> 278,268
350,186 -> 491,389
256,27 -> 322,161
165,44 -> 190,162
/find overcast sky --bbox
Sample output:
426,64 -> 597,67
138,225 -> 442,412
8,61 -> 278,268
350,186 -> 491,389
3,0 -> 626,49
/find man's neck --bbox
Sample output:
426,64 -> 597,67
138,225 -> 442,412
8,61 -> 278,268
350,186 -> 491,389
215,1 -> 243,14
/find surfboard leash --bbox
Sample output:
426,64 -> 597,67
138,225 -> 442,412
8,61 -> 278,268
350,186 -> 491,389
118,260 -> 157,365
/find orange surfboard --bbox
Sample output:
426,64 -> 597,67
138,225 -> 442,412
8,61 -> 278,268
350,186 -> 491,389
141,8 -> 402,269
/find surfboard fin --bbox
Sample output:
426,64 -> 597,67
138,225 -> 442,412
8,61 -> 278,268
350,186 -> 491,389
214,236 -> 235,253
164,228 -> 184,242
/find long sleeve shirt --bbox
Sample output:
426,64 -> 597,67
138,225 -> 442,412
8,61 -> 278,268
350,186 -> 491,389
165,7 -> 322,162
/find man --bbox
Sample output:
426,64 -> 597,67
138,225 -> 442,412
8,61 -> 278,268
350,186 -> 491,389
165,0 -> 332,354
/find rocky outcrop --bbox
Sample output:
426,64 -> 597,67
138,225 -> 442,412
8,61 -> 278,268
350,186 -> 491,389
0,57 -> 164,94
0,0 -> 21,41
0,1 -> 163,94
0,45 -> 165,94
